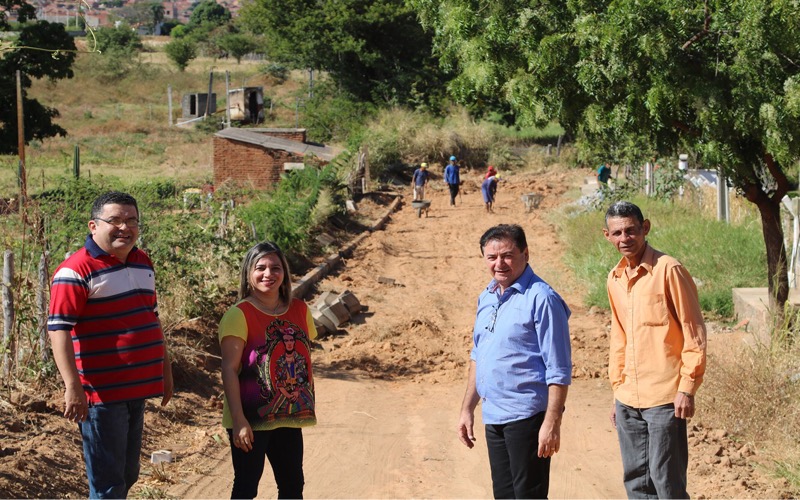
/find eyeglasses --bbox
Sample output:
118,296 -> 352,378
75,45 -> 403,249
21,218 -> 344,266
95,217 -> 140,228
486,303 -> 500,333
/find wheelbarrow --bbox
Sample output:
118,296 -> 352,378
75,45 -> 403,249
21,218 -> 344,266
521,193 -> 544,212
411,199 -> 431,218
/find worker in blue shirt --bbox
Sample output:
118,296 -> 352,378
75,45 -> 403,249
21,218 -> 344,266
411,163 -> 430,201
458,224 -> 572,499
444,155 -> 461,206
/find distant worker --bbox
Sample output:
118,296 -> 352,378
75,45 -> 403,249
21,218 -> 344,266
485,165 -> 497,180
481,174 -> 502,213
444,155 -> 461,206
603,201 -> 706,498
458,224 -> 572,499
597,163 -> 612,185
411,163 -> 430,202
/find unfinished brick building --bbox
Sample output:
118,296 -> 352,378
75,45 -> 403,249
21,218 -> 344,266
213,128 -> 339,190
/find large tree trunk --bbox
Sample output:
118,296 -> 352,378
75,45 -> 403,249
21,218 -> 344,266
743,154 -> 791,325
755,196 -> 789,316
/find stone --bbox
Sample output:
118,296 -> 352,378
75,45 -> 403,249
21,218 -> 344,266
338,290 -> 362,314
316,232 -> 336,247
320,301 -> 350,327
378,276 -> 396,285
311,307 -> 336,333
314,291 -> 339,308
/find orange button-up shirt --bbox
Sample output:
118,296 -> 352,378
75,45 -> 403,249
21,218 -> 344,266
607,243 -> 706,409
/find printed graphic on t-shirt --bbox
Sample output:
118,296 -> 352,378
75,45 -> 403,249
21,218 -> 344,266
253,318 -> 314,422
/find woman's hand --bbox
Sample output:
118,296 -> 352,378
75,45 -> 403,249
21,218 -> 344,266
232,420 -> 254,452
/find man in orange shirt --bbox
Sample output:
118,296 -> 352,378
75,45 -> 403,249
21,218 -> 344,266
603,201 -> 706,499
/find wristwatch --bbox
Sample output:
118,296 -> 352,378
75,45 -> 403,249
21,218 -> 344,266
679,391 -> 694,398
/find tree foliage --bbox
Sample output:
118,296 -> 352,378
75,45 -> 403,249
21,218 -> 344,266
216,32 -> 259,63
415,0 -> 800,311
189,0 -> 231,29
164,37 -> 197,71
0,16 -> 76,154
94,24 -> 143,54
239,0 -> 449,107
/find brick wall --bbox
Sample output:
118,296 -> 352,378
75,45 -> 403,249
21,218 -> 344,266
255,129 -> 307,142
213,137 -> 306,189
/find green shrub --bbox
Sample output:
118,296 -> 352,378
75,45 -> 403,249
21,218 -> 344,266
558,196 -> 766,316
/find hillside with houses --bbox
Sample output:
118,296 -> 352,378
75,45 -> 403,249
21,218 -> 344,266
7,0 -> 241,31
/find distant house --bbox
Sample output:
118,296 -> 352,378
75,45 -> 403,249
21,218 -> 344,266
227,87 -> 264,124
213,128 -> 339,189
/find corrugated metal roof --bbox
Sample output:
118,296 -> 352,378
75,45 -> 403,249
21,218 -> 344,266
215,128 -> 339,162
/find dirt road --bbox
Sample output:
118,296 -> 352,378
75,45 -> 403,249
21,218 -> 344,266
166,167 -> 627,498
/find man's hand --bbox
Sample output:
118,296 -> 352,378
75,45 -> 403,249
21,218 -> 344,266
537,419 -> 561,458
161,350 -> 174,406
609,406 -> 617,428
674,391 -> 695,419
457,410 -> 476,449
63,384 -> 88,422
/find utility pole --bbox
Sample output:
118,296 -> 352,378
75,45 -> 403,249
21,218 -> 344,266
204,68 -> 214,119
16,70 -> 27,204
225,70 -> 231,128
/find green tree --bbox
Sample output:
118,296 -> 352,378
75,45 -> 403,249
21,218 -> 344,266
216,32 -> 259,63
164,37 -> 197,71
148,2 -> 165,34
239,0 -> 449,107
94,24 -> 143,53
416,0 -> 800,313
91,25 -> 143,82
189,0 -> 231,29
0,16 -> 76,154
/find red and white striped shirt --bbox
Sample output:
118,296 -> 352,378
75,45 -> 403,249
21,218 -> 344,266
48,235 -> 166,405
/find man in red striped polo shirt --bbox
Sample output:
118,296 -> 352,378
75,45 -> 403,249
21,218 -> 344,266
48,191 -> 173,499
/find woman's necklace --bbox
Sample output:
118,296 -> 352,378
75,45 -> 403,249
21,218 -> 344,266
249,294 -> 287,315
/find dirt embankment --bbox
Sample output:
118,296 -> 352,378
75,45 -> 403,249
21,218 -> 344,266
0,167 -> 792,499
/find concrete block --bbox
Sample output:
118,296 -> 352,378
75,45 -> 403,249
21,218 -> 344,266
338,290 -> 362,314
320,301 -> 350,328
316,233 -> 336,247
311,306 -> 336,334
732,288 -> 773,343
314,291 -> 339,309
151,450 -> 173,464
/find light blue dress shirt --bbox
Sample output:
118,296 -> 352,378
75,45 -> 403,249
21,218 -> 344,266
471,264 -> 572,425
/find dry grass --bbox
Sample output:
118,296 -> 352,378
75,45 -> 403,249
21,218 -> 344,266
697,322 -> 800,491
681,183 -> 760,225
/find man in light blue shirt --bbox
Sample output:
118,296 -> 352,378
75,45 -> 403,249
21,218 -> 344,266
458,224 -> 572,499
444,155 -> 461,206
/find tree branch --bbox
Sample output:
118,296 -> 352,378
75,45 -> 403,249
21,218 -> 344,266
764,152 -> 791,202
681,0 -> 711,50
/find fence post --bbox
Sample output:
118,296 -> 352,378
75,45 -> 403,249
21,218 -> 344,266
2,250 -> 15,379
716,171 -> 729,223
167,84 -> 174,126
38,252 -> 49,363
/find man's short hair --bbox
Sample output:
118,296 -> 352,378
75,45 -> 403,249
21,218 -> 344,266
480,224 -> 527,255
91,192 -> 139,219
604,201 -> 645,226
